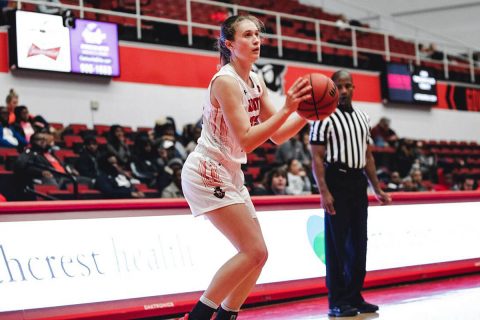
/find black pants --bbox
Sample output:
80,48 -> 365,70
324,165 -> 369,308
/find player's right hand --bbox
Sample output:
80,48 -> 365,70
284,77 -> 311,114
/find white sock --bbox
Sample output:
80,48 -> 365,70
200,295 -> 219,310
221,303 -> 240,312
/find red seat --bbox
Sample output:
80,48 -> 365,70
245,166 -> 261,180
63,135 -> 84,148
94,124 -> 111,136
55,149 -> 78,162
49,122 -> 64,131
68,124 -> 88,135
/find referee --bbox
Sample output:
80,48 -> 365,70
310,70 -> 391,317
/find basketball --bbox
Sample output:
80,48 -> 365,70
297,73 -> 338,121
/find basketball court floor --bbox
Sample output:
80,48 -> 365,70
206,273 -> 480,320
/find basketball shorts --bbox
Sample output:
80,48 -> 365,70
181,151 -> 257,218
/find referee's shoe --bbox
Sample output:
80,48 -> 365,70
354,301 -> 379,313
328,305 -> 358,317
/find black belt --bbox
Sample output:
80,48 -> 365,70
325,162 -> 364,175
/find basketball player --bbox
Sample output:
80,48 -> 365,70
180,15 -> 311,320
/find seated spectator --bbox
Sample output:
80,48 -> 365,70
11,106 -> 36,143
395,138 -> 417,177
74,136 -> 100,185
106,125 -> 131,169
130,134 -> 159,188
161,166 -> 183,198
275,133 -> 309,166
409,169 -> 429,191
460,177 -> 477,191
251,166 -> 288,196
428,43 -> 444,61
5,88 -> 18,124
154,116 -> 187,160
285,158 -> 312,195
434,171 -> 458,191
371,117 -> 398,147
0,106 -> 27,149
335,14 -> 349,30
419,43 -> 435,59
35,0 -> 61,14
156,138 -> 177,167
13,132 -> 72,199
95,153 -> 145,199
386,171 -> 403,192
413,141 -> 437,181
185,125 -> 202,155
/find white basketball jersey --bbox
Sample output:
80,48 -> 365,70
196,64 -> 263,165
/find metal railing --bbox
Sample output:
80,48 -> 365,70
11,0 -> 480,82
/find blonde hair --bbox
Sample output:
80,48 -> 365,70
6,89 -> 18,104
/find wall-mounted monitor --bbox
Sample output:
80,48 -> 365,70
9,10 -> 120,77
382,63 -> 437,105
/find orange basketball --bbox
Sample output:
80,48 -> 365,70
297,73 -> 338,121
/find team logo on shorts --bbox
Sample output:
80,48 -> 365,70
213,186 -> 225,199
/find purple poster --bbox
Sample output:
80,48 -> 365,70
69,19 -> 120,76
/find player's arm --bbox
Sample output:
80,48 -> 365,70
258,77 -> 308,145
212,75 -> 310,153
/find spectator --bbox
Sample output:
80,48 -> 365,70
35,0 -> 61,14
154,116 -> 187,160
5,88 -> 18,124
0,106 -> 27,149
460,177 -> 476,191
161,166 -> 183,198
251,166 -> 289,196
275,133 -> 309,166
74,136 -> 101,184
409,169 -> 428,191
419,43 -> 435,59
413,141 -> 437,181
185,125 -> 202,155
371,117 -> 398,147
285,158 -> 312,195
13,132 -> 70,198
395,138 -> 417,177
106,125 -> 131,169
130,134 -> 160,187
155,138 -> 177,167
95,153 -> 145,199
11,106 -> 36,143
385,171 -> 403,192
335,14 -> 349,30
428,43 -> 444,61
434,171 -> 458,191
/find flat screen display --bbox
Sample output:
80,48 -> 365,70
383,63 -> 437,105
10,10 -> 120,77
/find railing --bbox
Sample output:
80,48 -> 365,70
11,0 -> 480,83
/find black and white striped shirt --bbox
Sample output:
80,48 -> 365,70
309,107 -> 373,169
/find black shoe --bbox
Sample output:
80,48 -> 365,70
354,301 -> 379,313
328,305 -> 358,317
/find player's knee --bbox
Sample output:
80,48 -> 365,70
249,243 -> 268,267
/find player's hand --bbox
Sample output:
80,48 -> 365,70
284,77 -> 311,114
320,190 -> 336,215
